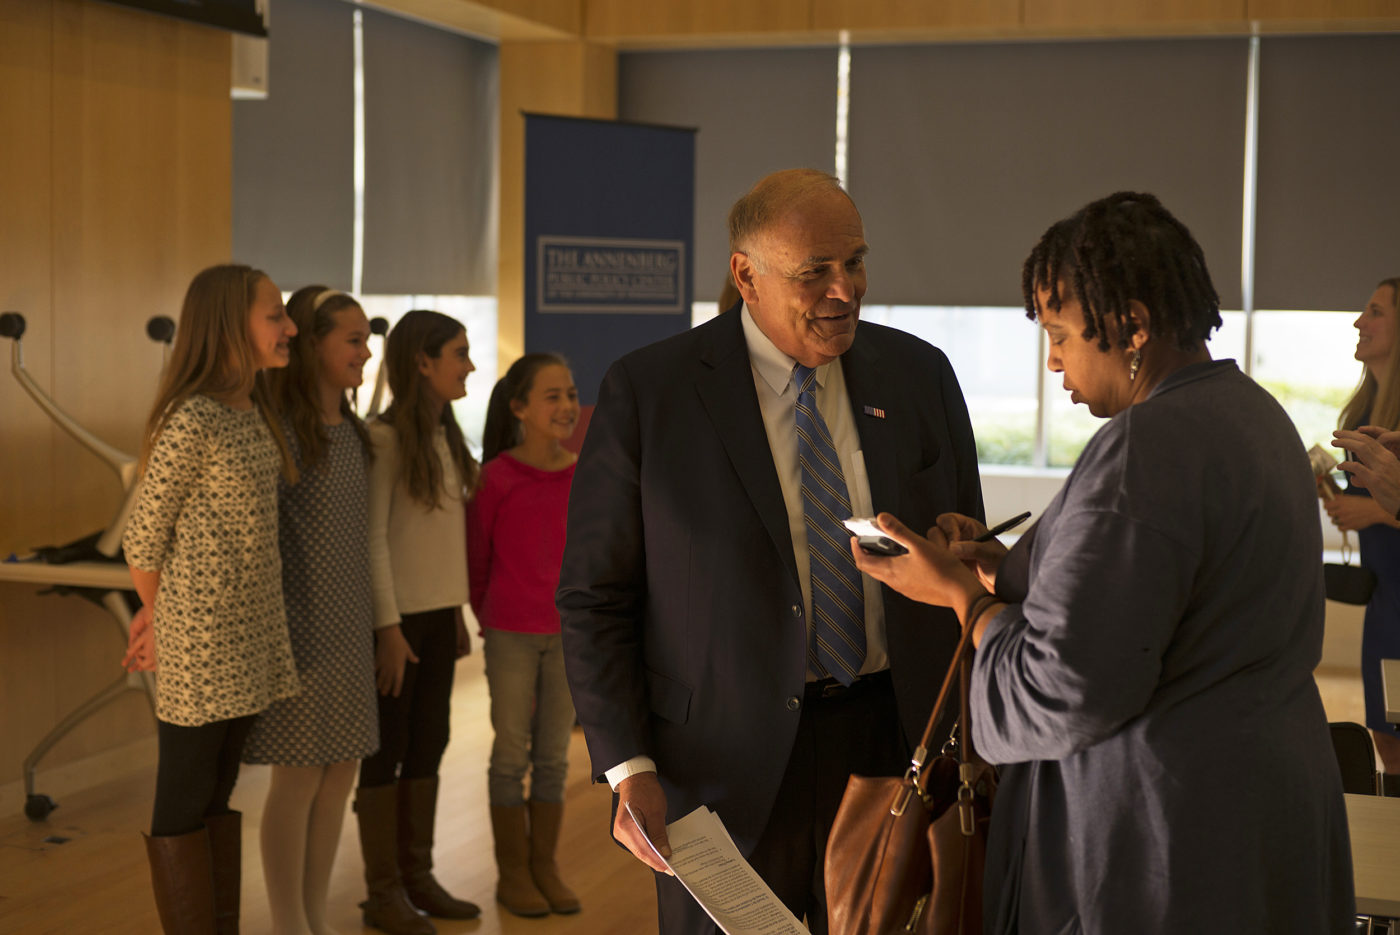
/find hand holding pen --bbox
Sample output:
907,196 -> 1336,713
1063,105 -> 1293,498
940,511 -> 1030,592
972,510 -> 1032,543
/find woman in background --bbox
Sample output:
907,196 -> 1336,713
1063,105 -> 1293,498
468,353 -> 580,917
1326,277 -> 1400,789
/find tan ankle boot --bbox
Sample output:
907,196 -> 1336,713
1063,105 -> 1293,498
528,799 -> 581,914
354,785 -> 435,935
396,776 -> 480,919
490,804 -> 550,917
145,827 -> 216,934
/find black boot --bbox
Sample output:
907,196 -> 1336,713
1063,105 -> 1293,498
203,811 -> 241,935
355,784 -> 436,935
397,775 -> 481,919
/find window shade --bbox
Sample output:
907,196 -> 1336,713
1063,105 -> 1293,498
233,0 -> 354,290
1255,35 -> 1400,311
360,8 -> 498,296
847,39 -> 1248,309
619,48 -> 838,306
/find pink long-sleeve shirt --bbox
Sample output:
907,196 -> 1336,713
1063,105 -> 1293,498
466,452 -> 575,633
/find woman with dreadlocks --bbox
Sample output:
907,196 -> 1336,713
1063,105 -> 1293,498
852,192 -> 1353,933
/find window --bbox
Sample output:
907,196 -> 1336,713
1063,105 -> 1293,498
1251,310 -> 1360,454
355,296 -> 499,456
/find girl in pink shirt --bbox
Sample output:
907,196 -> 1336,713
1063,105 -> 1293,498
467,353 -> 580,918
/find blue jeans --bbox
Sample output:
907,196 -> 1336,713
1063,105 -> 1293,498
483,629 -> 575,806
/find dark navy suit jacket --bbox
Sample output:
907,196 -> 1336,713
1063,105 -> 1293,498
557,308 -> 983,855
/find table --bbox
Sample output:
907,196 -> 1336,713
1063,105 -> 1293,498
1346,793 -> 1400,918
1383,658 -> 1400,724
0,559 -> 154,820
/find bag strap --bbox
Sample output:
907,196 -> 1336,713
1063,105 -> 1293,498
906,609 -> 978,786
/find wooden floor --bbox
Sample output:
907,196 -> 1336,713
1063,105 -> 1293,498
0,649 -> 654,935
0,657 -> 1373,935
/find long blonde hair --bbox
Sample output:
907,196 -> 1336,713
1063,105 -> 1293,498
139,264 -> 295,479
1340,278 -> 1400,432
379,310 -> 479,508
268,285 -> 373,475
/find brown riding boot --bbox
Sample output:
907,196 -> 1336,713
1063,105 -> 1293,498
203,811 -> 241,935
145,827 -> 217,934
396,775 -> 481,919
490,804 -> 550,917
528,799 -> 581,914
355,784 -> 435,935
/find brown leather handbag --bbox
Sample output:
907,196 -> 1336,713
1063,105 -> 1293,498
825,619 -> 996,935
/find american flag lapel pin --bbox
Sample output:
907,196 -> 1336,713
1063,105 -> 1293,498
863,404 -> 886,419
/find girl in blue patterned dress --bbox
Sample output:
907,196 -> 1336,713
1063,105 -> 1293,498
122,264 -> 301,933
242,286 -> 380,935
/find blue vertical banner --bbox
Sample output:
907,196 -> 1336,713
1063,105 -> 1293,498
524,114 -> 696,421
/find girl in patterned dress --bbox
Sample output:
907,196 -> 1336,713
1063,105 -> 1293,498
121,264 -> 301,933
357,310 -> 482,935
468,354 -> 581,917
242,286 -> 380,935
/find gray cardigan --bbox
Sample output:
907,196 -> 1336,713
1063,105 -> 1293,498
973,359 -> 1353,934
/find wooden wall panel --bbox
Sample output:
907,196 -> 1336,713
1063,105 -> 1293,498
496,40 -> 616,377
584,0 -> 812,44
811,0 -> 1022,36
1249,0 -> 1400,24
50,0 -> 232,540
1023,0 -> 1247,32
362,0 -> 580,39
0,0 -> 231,790
0,0 -> 57,555
362,0 -> 1400,44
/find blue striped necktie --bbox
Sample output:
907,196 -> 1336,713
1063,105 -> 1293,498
793,364 -> 866,685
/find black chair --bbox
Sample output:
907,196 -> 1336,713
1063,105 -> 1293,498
1331,722 -> 1390,934
1331,721 -> 1382,796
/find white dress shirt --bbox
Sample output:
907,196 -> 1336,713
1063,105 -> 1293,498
739,305 -> 889,679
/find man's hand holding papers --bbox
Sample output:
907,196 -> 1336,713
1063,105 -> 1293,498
625,803 -> 807,935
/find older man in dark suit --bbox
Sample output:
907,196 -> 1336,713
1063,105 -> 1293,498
558,168 -> 983,934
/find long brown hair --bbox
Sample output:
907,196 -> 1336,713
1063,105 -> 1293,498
1340,278 -> 1400,432
379,310 -> 479,508
268,285 -> 373,474
139,264 -> 295,479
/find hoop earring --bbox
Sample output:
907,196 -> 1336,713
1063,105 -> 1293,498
1129,348 -> 1142,382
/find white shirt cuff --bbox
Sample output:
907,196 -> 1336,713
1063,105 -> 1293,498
604,756 -> 657,791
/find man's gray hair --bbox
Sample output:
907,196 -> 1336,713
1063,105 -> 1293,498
727,169 -> 853,268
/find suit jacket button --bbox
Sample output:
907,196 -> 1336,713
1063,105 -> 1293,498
791,603 -> 802,617
786,696 -> 801,711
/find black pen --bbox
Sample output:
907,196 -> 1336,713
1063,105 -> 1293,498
972,511 -> 1032,543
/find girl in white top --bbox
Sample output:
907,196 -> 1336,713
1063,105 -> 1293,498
355,309 -> 482,935
122,263 -> 300,933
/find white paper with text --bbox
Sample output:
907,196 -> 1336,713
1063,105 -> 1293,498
626,804 -> 807,935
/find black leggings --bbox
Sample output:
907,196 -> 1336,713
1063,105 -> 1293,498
359,607 -> 457,788
151,715 -> 255,836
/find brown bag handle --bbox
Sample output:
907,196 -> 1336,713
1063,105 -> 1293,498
907,611 -> 978,786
